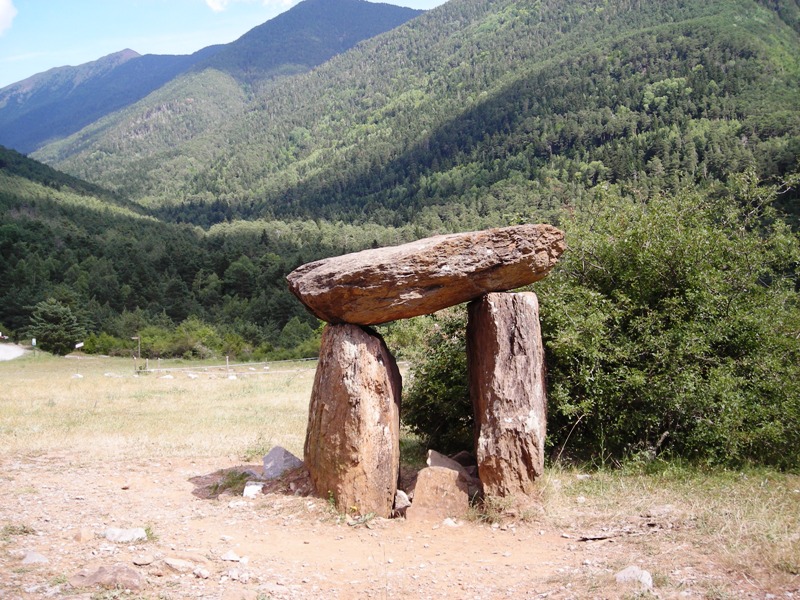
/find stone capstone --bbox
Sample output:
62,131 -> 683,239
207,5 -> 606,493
468,292 -> 548,497
303,323 -> 401,518
286,224 -> 565,325
404,466 -> 470,522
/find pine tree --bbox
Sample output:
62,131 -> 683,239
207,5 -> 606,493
28,298 -> 86,356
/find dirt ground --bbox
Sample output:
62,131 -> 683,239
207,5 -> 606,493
1,452 -> 794,600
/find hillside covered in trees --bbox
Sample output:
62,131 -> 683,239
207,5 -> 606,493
34,0 -> 800,228
0,144 -> 420,359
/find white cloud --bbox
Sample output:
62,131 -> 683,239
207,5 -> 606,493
0,0 -> 18,36
205,0 -> 231,12
205,0 -> 293,13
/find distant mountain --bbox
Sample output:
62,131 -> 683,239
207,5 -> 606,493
0,47 -> 221,154
35,0 -> 800,227
197,0 -> 425,85
0,0 -> 422,154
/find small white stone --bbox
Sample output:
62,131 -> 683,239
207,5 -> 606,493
442,517 -> 459,527
221,550 -> 240,562
242,482 -> 264,498
22,550 -> 48,564
615,565 -> 653,590
104,527 -> 147,543
193,567 -> 210,579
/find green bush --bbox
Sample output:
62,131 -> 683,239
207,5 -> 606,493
84,331 -> 129,356
539,175 -> 800,468
402,175 -> 800,468
401,307 -> 473,454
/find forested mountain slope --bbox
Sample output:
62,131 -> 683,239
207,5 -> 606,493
197,0 -> 423,85
35,0 -> 800,228
0,0 -> 420,156
0,145 -> 413,355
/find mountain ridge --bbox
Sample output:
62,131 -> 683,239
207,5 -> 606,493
32,0 -> 800,228
0,0 -> 422,154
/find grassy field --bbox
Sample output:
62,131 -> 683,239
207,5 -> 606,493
1,350 -> 799,596
0,351 -> 315,460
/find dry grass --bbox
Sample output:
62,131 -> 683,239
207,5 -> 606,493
0,352 -> 314,460
537,463 -> 800,596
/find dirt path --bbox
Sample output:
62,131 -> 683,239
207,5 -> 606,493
0,344 -> 25,361
1,453 -> 793,599
0,454 -> 585,600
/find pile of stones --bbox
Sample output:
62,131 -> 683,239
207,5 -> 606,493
286,224 -> 565,519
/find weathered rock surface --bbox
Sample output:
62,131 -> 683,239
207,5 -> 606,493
21,550 -> 48,564
405,467 -> 470,522
69,563 -> 143,591
287,224 -> 565,325
394,489 -> 411,511
427,449 -> 482,498
242,481 -> 264,498
262,446 -> 303,479
427,449 -> 473,481
163,557 -> 197,574
468,292 -> 547,497
73,527 -> 93,543
304,324 -> 402,518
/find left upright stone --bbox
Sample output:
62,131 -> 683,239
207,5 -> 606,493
304,323 -> 402,517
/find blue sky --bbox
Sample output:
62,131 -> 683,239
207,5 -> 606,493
0,0 -> 446,89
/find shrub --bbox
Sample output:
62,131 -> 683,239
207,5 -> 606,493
401,307 -> 473,454
84,331 -> 129,356
539,175 -> 800,467
401,174 -> 800,468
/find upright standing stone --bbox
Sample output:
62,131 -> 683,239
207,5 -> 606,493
467,292 -> 547,497
304,323 -> 402,517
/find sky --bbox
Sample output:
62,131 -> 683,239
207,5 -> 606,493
0,0 -> 447,89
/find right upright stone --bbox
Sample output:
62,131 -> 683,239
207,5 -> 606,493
467,292 -> 547,497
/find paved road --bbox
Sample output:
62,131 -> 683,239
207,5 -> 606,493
0,344 -> 25,361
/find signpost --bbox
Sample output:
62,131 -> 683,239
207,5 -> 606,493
132,336 -> 141,373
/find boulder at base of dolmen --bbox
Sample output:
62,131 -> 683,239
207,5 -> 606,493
304,323 -> 402,518
468,292 -> 547,497
286,224 -> 565,325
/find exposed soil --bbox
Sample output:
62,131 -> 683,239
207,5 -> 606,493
0,453 -> 794,599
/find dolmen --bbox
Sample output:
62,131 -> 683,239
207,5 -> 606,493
287,224 -> 565,518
